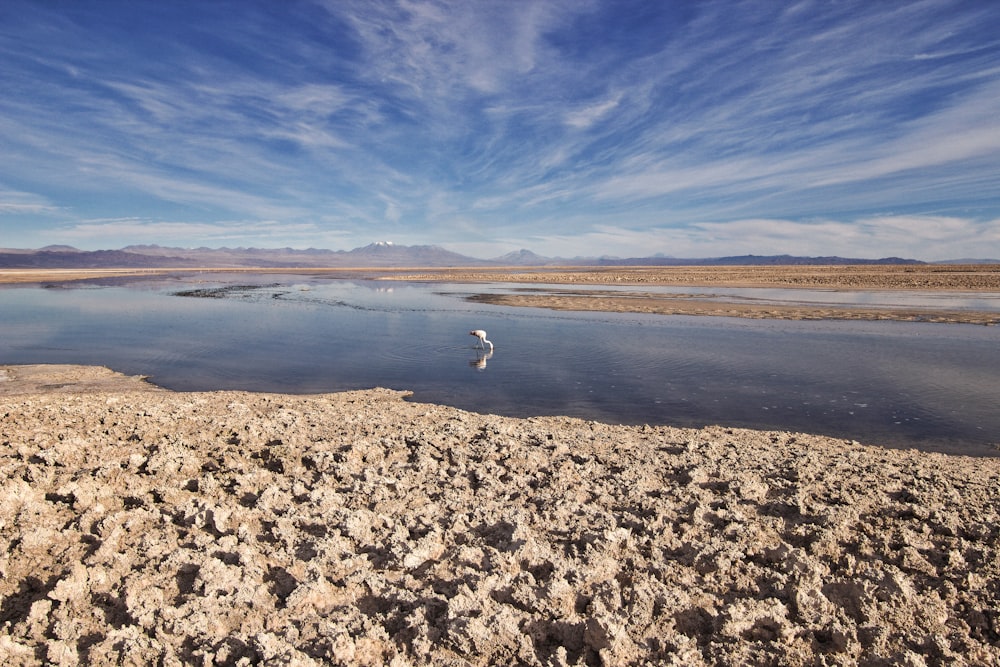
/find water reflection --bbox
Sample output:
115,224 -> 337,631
1,276 -> 998,456
470,350 -> 493,370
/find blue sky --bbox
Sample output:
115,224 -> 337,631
2,0 -> 999,260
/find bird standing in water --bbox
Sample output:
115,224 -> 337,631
469,329 -> 493,351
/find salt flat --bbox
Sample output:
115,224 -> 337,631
2,365 -> 998,665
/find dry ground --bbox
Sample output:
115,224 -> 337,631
391,265 -> 1000,325
2,365 -> 999,665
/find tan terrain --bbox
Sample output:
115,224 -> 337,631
390,264 -> 1000,325
2,365 -> 999,665
2,267 -> 999,663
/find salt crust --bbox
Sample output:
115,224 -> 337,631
1,365 -> 999,665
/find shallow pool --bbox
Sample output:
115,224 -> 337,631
2,275 -> 998,456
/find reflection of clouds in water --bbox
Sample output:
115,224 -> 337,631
3,276 -> 1000,454
272,281 -> 473,313
0,322 -> 54,339
865,355 -> 999,426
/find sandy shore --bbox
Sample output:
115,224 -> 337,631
4,264 -> 999,324
2,365 -> 999,665
465,290 -> 1000,325
9,264 -> 1000,325
387,264 -> 1000,291
5,264 -> 999,289
0,268 -> 377,285
392,265 -> 1000,325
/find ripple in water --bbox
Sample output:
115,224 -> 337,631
1,278 -> 998,456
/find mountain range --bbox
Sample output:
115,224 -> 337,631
0,242 -> 995,269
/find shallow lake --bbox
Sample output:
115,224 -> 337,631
2,274 -> 999,456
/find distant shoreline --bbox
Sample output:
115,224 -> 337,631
4,263 -> 1000,288
383,263 -> 1000,290
4,264 -> 999,324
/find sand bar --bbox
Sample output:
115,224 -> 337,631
393,265 -> 1000,325
4,264 -> 1000,290
0,267 -> 378,285
386,264 -> 1000,290
5,264 -> 1000,324
2,364 -> 999,665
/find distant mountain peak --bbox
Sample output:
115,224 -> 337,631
1,243 -> 957,270
494,248 -> 552,265
358,241 -> 396,251
39,244 -> 81,253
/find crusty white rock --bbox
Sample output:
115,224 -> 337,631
1,365 -> 999,665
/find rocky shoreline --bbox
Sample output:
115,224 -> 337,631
2,365 -> 999,665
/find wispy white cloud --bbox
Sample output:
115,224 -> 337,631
380,195 -> 403,224
0,190 -> 61,215
57,217 -> 340,248
0,0 -> 997,257
511,215 -> 1000,262
564,93 -> 622,129
340,0 -> 576,97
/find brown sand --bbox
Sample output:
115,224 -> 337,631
465,290 -> 1000,325
0,267 -> 452,286
386,264 -> 1000,290
5,264 -> 999,324
4,264 -> 1000,290
2,365 -> 999,665
392,265 -> 1000,325
0,269 -> 167,284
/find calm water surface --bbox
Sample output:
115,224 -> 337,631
2,275 -> 998,456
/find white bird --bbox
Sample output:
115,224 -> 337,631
469,329 -> 493,351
